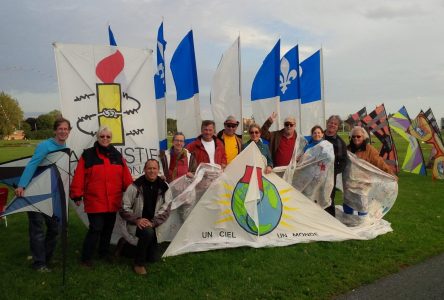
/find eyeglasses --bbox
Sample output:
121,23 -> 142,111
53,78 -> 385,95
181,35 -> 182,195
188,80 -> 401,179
174,139 -> 185,143
352,135 -> 362,138
100,135 -> 112,139
249,131 -> 260,134
284,122 -> 295,127
225,123 -> 238,128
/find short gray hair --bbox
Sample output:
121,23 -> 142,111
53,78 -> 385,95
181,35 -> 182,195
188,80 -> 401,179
96,126 -> 113,139
350,126 -> 369,140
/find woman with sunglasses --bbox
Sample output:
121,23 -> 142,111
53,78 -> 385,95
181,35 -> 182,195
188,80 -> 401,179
348,126 -> 395,175
243,124 -> 273,174
70,126 -> 133,267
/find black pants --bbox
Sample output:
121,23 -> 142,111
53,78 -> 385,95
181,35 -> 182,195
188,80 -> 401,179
325,175 -> 338,217
81,212 -> 116,262
134,227 -> 159,266
27,212 -> 59,268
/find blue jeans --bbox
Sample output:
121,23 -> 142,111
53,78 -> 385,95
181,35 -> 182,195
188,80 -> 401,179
27,212 -> 59,268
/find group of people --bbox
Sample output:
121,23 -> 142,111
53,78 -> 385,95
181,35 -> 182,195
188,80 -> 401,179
13,112 -> 396,276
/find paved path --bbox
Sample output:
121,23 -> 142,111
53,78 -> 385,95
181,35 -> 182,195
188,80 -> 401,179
335,253 -> 444,300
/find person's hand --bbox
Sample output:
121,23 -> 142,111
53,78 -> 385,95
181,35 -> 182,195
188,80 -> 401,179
136,218 -> 153,229
268,112 -> 277,123
75,200 -> 82,206
15,187 -> 25,197
265,166 -> 273,174
186,172 -> 194,178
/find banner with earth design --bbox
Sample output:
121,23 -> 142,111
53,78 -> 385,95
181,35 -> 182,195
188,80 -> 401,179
163,142 -> 363,257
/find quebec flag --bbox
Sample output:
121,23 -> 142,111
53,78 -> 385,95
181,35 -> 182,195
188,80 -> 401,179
300,49 -> 325,136
154,22 -> 168,150
170,30 -> 201,144
251,40 -> 280,131
279,45 -> 301,134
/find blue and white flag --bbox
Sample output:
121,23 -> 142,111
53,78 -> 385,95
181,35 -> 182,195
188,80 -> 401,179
279,45 -> 301,134
251,40 -> 280,131
170,30 -> 201,144
108,25 -> 117,46
300,49 -> 325,136
154,22 -> 168,150
211,36 -> 242,135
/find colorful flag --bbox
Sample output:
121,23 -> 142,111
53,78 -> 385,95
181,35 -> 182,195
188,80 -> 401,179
409,111 -> 444,180
389,106 -> 426,175
300,49 -> 325,136
211,36 -> 242,135
154,22 -> 168,150
361,104 -> 399,174
346,107 -> 367,127
424,108 -> 443,143
279,45 -> 301,134
251,40 -> 280,131
170,30 -> 201,144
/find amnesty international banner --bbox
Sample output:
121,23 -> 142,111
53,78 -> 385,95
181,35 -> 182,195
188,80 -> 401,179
163,143 -> 362,257
54,43 -> 159,175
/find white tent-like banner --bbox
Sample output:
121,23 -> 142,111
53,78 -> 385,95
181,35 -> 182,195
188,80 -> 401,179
163,142 -> 363,257
54,43 -> 159,176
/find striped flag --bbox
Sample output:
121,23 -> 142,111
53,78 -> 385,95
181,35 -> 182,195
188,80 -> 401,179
251,40 -> 280,131
300,49 -> 325,136
389,106 -> 426,175
361,104 -> 399,174
170,30 -> 201,144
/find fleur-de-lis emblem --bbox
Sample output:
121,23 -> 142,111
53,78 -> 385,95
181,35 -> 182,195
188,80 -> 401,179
280,57 -> 297,94
157,41 -> 165,85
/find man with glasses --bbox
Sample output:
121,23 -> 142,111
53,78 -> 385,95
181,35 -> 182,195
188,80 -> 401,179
261,112 -> 306,167
217,116 -> 243,165
159,132 -> 193,183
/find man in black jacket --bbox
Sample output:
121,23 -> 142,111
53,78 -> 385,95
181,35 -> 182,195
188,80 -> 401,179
324,115 -> 347,217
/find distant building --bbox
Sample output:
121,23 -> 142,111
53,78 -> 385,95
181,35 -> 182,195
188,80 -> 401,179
4,130 -> 25,141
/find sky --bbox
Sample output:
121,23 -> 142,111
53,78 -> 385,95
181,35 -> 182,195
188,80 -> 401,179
1,0 -> 444,123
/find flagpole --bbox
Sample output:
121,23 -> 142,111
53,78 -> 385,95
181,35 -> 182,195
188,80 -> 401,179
320,47 -> 326,126
238,34 -> 243,134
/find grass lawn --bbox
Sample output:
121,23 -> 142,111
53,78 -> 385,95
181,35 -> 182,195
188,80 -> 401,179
0,135 -> 443,299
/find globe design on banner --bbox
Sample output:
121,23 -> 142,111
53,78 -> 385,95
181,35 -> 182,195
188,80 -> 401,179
231,165 -> 282,235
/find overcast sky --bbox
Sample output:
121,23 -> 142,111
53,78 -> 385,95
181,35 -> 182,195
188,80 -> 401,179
1,0 -> 443,122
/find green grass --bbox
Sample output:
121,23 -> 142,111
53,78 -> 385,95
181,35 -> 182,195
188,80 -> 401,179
0,136 -> 443,299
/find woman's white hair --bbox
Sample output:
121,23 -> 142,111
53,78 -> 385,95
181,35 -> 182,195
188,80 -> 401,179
349,126 -> 369,140
96,125 -> 113,139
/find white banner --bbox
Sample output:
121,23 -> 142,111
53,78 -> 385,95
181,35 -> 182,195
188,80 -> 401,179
211,37 -> 242,135
163,142 -> 362,257
54,43 -> 159,176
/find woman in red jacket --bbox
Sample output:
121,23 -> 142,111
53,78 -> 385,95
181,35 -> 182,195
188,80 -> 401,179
70,126 -> 133,266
